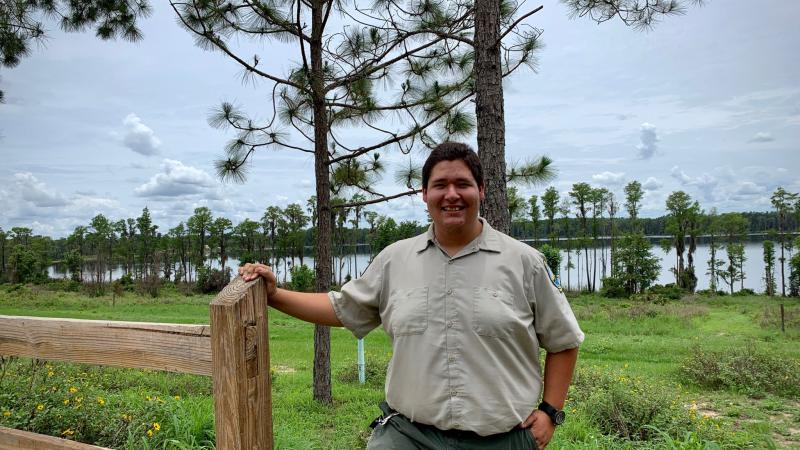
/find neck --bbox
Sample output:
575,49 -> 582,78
434,219 -> 483,255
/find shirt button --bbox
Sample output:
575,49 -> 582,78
448,260 -> 454,265
493,292 -> 498,297
447,321 -> 454,328
447,289 -> 453,295
448,355 -> 456,363
450,390 -> 457,397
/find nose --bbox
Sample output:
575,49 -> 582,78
444,184 -> 459,200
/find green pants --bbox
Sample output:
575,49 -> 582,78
366,403 -> 538,450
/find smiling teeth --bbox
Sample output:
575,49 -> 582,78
443,207 -> 463,211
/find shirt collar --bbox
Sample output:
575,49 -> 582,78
415,218 -> 503,253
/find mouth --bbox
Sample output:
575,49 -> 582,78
441,205 -> 465,212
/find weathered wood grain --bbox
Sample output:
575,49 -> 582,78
0,316 -> 211,376
0,426 -> 110,450
211,276 -> 273,450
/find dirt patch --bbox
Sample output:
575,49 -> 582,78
273,365 -> 296,374
697,407 -> 721,418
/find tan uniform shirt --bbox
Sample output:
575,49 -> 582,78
329,219 -> 584,436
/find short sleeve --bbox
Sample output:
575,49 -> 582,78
529,252 -> 584,353
329,251 -> 384,339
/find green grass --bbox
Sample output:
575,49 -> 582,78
1,284 -> 799,449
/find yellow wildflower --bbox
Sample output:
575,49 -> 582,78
75,397 -> 82,404
3,411 -> 10,417
61,428 -> 75,436
96,397 -> 105,406
173,395 -> 181,401
145,395 -> 152,401
36,404 -> 44,411
69,387 -> 78,394
147,429 -> 153,438
63,399 -> 70,405
153,422 -> 161,431
48,371 -> 55,377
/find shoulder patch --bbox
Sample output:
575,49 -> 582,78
544,262 -> 564,293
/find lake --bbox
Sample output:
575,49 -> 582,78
49,241 -> 789,293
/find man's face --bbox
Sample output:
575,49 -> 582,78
422,159 -> 485,233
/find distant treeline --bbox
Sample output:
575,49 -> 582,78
1,185 -> 799,299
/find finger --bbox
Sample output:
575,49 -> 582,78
521,414 -> 535,428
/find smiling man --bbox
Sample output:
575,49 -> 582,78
240,142 -> 583,449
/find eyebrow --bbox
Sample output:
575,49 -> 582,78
430,176 -> 475,184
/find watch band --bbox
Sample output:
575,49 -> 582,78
538,400 -> 566,426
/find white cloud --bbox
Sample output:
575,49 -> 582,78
642,177 -> 663,191
734,181 -> 766,196
122,113 -> 162,156
670,166 -> 718,201
636,122 -> 658,159
13,172 -> 70,207
591,171 -> 626,185
748,131 -> 775,143
670,166 -> 692,184
135,159 -> 217,197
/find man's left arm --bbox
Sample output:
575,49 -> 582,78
521,347 -> 579,449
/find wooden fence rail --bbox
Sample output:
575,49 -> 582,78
0,277 -> 272,450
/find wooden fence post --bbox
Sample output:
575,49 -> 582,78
211,277 -> 272,450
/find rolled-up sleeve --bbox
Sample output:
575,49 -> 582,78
529,252 -> 584,353
329,252 -> 384,339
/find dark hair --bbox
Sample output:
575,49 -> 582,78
422,142 -> 484,189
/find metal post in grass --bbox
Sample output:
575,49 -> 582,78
781,303 -> 785,333
210,276 -> 273,450
358,338 -> 365,384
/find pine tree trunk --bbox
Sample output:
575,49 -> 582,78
475,0 -> 509,234
311,0 -> 332,405
780,242 -> 786,296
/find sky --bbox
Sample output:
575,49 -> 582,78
1,0 -> 798,238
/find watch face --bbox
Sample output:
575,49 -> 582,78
554,410 -> 566,425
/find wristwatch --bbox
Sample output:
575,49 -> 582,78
538,401 -> 566,426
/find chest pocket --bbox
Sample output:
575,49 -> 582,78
472,287 -> 527,339
388,287 -> 429,336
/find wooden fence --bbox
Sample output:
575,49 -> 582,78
0,277 -> 272,450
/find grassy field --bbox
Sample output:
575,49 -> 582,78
0,283 -> 798,449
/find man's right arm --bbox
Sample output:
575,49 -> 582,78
269,288 -> 343,327
240,263 -> 343,327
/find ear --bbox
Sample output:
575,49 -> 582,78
479,184 -> 485,201
422,187 -> 428,203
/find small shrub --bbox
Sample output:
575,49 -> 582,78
118,273 -> 134,289
538,244 -> 562,277
288,264 -> 315,292
626,303 -> 660,319
135,273 -> 162,298
45,278 -> 83,292
82,281 -> 107,297
238,252 -> 255,266
733,288 -> 756,296
601,276 -> 628,298
648,283 -> 686,300
630,292 -> 668,305
571,367 -> 692,441
195,266 -> 231,294
695,288 -> 717,297
680,345 -> 800,398
336,352 -> 390,388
